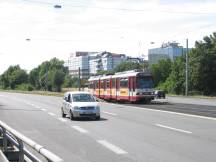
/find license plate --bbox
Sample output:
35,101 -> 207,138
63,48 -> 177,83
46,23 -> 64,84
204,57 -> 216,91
83,111 -> 93,114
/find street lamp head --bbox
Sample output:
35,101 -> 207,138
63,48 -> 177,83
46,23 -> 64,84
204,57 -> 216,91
54,5 -> 62,8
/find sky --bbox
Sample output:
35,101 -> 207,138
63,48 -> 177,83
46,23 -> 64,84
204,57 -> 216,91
0,0 -> 216,74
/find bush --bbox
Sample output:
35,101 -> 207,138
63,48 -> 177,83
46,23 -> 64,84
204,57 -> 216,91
15,84 -> 34,91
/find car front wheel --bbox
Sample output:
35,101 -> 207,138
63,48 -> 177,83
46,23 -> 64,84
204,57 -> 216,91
70,111 -> 74,120
61,108 -> 66,118
95,116 -> 100,120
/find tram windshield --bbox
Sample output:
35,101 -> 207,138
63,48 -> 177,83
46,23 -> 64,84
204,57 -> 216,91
137,77 -> 154,89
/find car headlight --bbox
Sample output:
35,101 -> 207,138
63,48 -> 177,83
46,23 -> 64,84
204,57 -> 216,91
74,106 -> 79,110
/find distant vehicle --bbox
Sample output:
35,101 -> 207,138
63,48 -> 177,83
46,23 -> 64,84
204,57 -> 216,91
88,69 -> 155,103
154,90 -> 166,99
61,91 -> 100,120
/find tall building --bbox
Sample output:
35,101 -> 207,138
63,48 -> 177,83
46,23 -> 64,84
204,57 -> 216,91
67,52 -> 97,79
148,42 -> 188,64
89,52 -> 126,75
66,51 -> 126,78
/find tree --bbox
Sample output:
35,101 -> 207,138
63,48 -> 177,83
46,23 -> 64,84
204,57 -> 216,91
150,59 -> 172,87
52,70 -> 65,92
96,70 -> 114,75
162,57 -> 185,94
114,61 -> 142,72
29,68 -> 40,89
0,65 -> 28,89
189,32 -> 216,95
28,58 -> 68,92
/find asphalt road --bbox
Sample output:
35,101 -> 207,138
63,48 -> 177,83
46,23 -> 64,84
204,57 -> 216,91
0,92 -> 216,162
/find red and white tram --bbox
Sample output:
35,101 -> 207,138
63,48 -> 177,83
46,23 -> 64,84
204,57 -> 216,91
88,70 -> 154,103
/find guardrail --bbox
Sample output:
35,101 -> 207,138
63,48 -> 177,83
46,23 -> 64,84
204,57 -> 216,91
0,150 -> 9,162
0,120 -> 64,162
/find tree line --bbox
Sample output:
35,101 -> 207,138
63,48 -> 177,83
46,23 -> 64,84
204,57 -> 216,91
0,58 -> 78,92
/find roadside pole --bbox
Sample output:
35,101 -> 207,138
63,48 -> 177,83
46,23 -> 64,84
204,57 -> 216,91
185,39 -> 188,96
78,67 -> 81,91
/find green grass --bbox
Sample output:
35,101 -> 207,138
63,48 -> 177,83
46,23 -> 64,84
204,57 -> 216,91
0,89 -> 64,97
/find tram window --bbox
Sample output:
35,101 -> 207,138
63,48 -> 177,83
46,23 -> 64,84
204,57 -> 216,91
89,82 -> 93,89
101,81 -> 104,89
133,78 -> 136,91
116,79 -> 120,90
106,80 -> 110,89
112,79 -> 116,88
120,78 -> 128,88
95,81 -> 99,89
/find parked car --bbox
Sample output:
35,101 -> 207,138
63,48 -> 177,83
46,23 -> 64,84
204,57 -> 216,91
154,90 -> 166,99
61,91 -> 100,120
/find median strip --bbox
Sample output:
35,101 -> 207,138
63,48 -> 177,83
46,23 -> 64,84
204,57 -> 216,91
97,140 -> 127,155
156,124 -> 192,134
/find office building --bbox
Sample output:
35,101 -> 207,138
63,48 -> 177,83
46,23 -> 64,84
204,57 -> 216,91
66,51 -> 126,78
148,42 -> 188,64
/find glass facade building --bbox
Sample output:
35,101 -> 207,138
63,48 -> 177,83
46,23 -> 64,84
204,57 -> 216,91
148,42 -> 188,64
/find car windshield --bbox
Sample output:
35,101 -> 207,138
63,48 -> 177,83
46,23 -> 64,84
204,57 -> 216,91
72,94 -> 96,102
137,77 -> 154,89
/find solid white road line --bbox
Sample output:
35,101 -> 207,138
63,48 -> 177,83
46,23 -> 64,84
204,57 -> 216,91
103,102 -> 216,121
58,118 -> 67,122
48,112 -> 56,116
97,140 -> 127,155
156,124 -> 192,134
102,111 -> 117,116
41,108 -> 47,111
72,126 -> 88,133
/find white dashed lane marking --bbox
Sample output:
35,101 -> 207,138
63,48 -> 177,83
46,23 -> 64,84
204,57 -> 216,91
97,140 -> 127,155
58,118 -> 67,122
102,111 -> 117,116
41,108 -> 47,111
156,124 -> 192,134
72,126 -> 88,134
48,112 -> 56,116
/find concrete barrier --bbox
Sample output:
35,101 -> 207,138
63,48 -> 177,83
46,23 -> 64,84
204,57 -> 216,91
0,150 -> 9,162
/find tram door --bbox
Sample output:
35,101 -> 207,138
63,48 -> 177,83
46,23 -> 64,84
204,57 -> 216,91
129,77 -> 135,101
116,78 -> 120,100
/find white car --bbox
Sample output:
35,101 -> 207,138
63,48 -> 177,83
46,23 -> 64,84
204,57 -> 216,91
61,91 -> 100,120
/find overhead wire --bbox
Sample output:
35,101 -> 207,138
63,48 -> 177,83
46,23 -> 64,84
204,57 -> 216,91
21,0 -> 216,15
